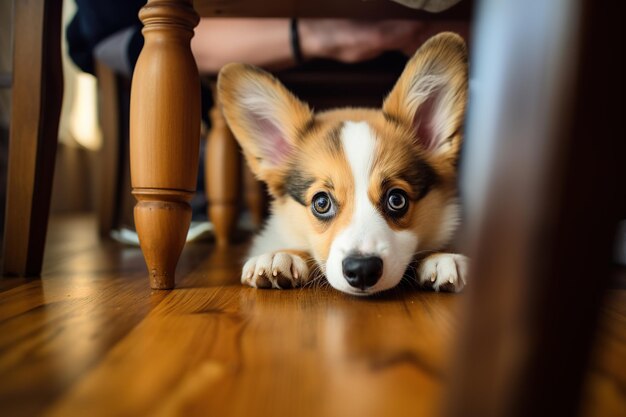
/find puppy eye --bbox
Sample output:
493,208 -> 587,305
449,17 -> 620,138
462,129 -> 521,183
386,189 -> 409,215
312,192 -> 335,218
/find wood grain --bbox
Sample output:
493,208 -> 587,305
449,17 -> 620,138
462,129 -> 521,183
0,215 -> 623,417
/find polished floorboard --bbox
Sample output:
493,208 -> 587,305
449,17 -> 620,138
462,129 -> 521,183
1,214 -> 624,417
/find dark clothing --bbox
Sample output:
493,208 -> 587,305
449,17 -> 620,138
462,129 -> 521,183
67,0 -> 145,75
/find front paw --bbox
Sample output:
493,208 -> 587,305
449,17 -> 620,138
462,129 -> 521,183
417,253 -> 469,292
241,252 -> 309,289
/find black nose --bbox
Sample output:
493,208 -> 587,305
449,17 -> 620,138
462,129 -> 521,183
342,256 -> 383,290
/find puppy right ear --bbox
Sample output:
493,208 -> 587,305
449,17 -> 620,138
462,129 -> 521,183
383,32 -> 468,165
217,63 -> 313,189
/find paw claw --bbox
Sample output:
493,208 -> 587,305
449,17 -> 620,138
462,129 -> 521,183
418,254 -> 468,293
241,252 -> 310,289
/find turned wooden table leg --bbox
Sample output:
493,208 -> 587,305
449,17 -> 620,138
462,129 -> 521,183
2,0 -> 63,276
206,94 -> 240,246
95,61 -> 121,238
243,164 -> 266,228
130,0 -> 200,289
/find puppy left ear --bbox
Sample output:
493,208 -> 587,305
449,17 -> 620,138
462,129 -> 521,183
383,32 -> 468,161
217,63 -> 313,191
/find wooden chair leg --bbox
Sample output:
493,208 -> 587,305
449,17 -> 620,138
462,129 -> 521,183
205,92 -> 241,246
2,0 -> 63,276
130,0 -> 200,289
243,163 -> 265,228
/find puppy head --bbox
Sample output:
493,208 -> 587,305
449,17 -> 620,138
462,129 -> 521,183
218,32 -> 468,295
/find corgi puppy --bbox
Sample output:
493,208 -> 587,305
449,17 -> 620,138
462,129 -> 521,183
218,32 -> 468,296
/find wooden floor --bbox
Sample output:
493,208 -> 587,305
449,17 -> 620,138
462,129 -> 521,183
1,214 -> 624,417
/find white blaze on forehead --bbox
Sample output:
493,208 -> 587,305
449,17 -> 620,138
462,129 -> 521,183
341,121 -> 376,208
340,121 -> 383,253
325,121 -> 418,295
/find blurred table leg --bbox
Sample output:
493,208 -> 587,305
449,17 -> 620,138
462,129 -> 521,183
443,1 -> 626,417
